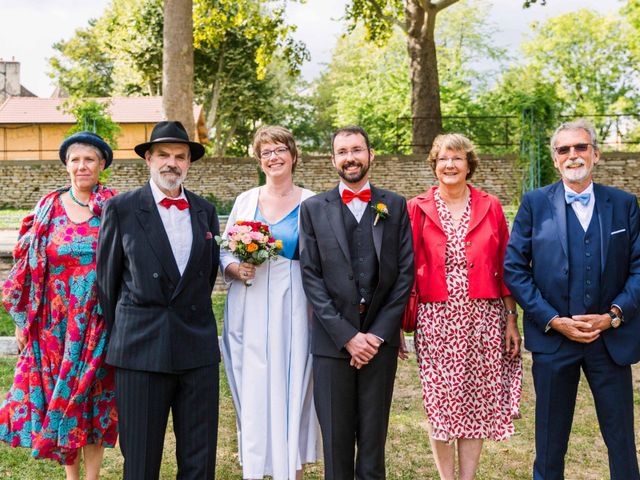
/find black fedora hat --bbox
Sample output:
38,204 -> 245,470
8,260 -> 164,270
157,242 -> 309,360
134,121 -> 206,161
59,131 -> 114,168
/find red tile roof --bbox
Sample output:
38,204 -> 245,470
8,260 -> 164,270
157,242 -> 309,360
0,96 -> 203,124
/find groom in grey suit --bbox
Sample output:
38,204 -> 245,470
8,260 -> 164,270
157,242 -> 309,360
299,126 -> 414,479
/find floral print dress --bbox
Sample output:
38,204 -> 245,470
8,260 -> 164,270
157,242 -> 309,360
414,188 -> 522,442
0,194 -> 117,465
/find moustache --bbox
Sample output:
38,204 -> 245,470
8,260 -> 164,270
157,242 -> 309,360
563,159 -> 585,168
342,160 -> 362,169
160,167 -> 182,175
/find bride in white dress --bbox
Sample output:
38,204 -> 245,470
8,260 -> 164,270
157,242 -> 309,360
220,125 -> 320,480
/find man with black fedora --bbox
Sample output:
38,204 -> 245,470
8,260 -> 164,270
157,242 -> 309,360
97,121 -> 220,479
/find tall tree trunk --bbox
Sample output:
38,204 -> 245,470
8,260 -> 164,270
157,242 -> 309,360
406,1 -> 442,154
162,0 -> 196,139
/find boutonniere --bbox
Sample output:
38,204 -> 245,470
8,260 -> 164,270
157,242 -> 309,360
372,202 -> 389,226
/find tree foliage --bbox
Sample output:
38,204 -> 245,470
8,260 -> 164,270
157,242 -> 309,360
344,0 -> 463,152
312,0 -> 502,153
49,20 -> 114,97
64,100 -> 121,148
515,8 -> 640,145
64,99 -> 121,182
48,0 -> 309,155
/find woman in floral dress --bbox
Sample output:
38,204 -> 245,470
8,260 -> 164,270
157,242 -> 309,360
406,133 -> 522,480
0,132 -> 118,480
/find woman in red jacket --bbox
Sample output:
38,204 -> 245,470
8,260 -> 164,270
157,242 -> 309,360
407,133 -> 522,480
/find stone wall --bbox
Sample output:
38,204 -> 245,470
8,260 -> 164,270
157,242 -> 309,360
1,152 -> 638,209
297,153 -> 522,205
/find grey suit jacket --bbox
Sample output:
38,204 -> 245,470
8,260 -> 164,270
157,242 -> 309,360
97,182 -> 221,373
299,184 -> 414,358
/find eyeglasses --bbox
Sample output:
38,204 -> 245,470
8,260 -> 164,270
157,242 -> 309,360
436,156 -> 466,164
259,146 -> 289,159
554,143 -> 593,156
334,147 -> 368,159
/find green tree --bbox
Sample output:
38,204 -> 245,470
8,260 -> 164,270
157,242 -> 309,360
48,0 -> 308,155
621,0 -> 640,146
311,0 -> 502,154
482,68 -> 561,186
342,0 -> 563,152
65,100 -> 121,148
520,9 -> 639,139
344,0 -> 462,153
192,1 -> 309,155
315,25 -> 411,154
64,99 -> 122,182
48,21 -> 114,97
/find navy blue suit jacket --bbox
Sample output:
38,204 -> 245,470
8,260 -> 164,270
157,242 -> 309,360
504,181 -> 640,366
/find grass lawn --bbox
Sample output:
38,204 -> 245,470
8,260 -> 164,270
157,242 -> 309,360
0,210 -> 29,230
1,349 -> 639,478
0,310 -> 11,337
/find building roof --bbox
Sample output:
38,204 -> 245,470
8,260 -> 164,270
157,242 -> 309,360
0,96 -> 203,124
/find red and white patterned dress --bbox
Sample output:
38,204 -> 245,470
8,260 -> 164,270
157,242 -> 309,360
414,189 -> 522,442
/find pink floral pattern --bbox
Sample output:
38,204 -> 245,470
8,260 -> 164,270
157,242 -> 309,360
415,188 -> 522,442
0,192 -> 117,464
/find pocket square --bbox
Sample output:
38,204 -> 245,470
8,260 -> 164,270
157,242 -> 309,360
205,231 -> 213,240
611,229 -> 626,236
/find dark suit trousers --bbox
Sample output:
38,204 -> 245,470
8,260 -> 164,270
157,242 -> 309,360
313,344 -> 398,480
532,337 -> 638,480
116,364 -> 219,480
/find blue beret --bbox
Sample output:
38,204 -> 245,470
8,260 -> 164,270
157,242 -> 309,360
59,131 -> 114,168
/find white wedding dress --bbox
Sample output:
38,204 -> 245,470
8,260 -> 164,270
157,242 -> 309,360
220,187 -> 320,480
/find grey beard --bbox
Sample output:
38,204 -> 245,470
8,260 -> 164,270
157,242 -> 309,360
151,168 -> 185,191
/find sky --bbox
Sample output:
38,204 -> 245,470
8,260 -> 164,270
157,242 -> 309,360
0,0 -> 621,98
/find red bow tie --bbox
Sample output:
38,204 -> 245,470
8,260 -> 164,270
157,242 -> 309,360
341,188 -> 371,204
160,197 -> 190,210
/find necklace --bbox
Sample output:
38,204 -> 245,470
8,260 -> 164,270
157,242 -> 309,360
69,188 -> 89,207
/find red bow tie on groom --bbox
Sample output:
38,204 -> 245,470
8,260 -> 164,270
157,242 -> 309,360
159,197 -> 190,210
341,188 -> 371,204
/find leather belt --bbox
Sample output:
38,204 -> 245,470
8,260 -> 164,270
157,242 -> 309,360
358,303 -> 368,314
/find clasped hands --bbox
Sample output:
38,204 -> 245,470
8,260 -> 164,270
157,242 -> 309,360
550,313 -> 611,343
346,332 -> 383,369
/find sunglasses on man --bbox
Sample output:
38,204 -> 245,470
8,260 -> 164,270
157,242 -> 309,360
554,143 -> 594,155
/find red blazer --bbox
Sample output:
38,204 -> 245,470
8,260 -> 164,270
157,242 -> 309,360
407,184 -> 510,303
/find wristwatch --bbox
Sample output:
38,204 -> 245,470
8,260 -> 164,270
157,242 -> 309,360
607,310 -> 622,329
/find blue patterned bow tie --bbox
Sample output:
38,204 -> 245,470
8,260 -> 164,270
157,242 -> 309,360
565,191 -> 591,206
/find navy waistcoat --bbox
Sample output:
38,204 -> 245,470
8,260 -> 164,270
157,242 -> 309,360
567,203 -> 602,315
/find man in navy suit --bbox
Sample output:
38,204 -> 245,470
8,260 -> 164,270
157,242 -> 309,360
97,121 -> 220,479
504,119 -> 640,480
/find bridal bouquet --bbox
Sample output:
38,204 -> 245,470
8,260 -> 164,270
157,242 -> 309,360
215,220 -> 283,285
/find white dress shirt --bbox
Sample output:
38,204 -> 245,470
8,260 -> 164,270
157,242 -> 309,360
564,182 -> 595,232
338,181 -> 371,223
149,179 -> 193,275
